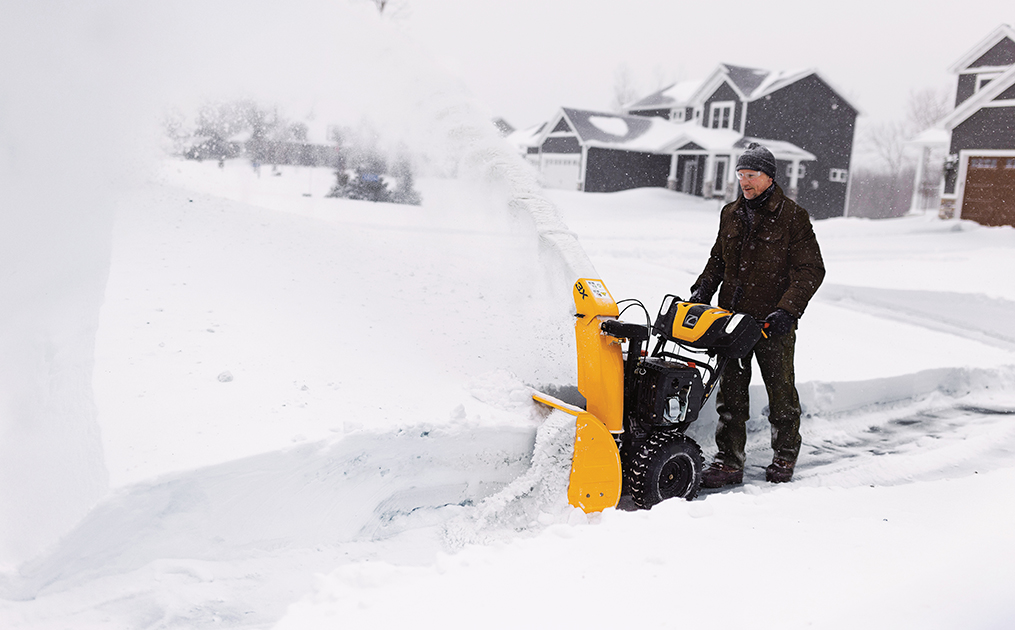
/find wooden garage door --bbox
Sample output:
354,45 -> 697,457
962,155 -> 1015,227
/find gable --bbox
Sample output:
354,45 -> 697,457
723,65 -> 770,97
705,81 -> 740,105
552,118 -> 572,133
676,142 -> 705,151
969,35 -> 1015,69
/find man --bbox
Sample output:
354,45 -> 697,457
688,142 -> 824,486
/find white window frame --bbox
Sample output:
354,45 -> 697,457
829,168 -> 848,183
976,72 -> 1001,92
709,101 -> 735,130
786,164 -> 807,179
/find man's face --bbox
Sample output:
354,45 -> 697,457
737,169 -> 773,199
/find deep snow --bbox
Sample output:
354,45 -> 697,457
3,2 -> 1015,628
1,159 -> 1013,629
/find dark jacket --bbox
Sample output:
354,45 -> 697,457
691,183 -> 824,320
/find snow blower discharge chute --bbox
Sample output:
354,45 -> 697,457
533,278 -> 764,511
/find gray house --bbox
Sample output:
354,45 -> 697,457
626,63 -> 859,219
938,24 -> 1015,227
530,107 -> 814,197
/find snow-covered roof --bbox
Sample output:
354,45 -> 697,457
539,108 -> 814,161
907,127 -> 951,146
558,108 -> 687,153
686,63 -> 862,115
660,124 -> 815,161
736,136 -> 816,162
661,122 -> 743,153
626,79 -> 704,110
506,122 -> 546,150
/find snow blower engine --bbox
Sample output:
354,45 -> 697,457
533,278 -> 764,511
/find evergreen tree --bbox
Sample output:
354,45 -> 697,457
391,158 -> 422,206
343,167 -> 392,202
326,168 -> 351,198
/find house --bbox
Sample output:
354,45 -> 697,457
625,79 -> 704,122
627,63 -> 859,219
937,24 -> 1015,227
531,107 -> 815,196
506,122 -> 546,168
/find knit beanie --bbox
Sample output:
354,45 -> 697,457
736,142 -> 777,179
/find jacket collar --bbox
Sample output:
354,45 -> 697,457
734,183 -> 785,217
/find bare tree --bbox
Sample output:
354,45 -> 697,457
612,63 -> 640,113
863,119 -> 911,178
906,86 -> 951,131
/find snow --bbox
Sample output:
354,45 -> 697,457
2,3 -> 1015,629
588,115 -> 630,137
1,160 -> 1013,629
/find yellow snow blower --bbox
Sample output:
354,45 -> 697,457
533,278 -> 764,511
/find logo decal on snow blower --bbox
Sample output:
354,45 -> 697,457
576,281 -> 588,300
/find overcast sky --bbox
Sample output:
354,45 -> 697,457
400,0 -> 1013,129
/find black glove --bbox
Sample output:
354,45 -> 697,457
764,308 -> 796,337
687,288 -> 708,304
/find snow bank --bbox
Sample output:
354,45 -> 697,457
0,0 -> 596,567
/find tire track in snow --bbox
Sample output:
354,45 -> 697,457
816,284 -> 1015,351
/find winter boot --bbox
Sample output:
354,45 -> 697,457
765,457 -> 795,483
701,461 -> 744,488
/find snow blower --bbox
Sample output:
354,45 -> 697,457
533,278 -> 764,511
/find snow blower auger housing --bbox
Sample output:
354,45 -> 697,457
533,278 -> 764,511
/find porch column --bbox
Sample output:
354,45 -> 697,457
578,146 -> 588,191
703,153 -> 715,198
908,146 -> 929,213
787,158 -> 801,201
667,153 -> 678,190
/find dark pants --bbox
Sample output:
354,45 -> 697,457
713,328 -> 802,470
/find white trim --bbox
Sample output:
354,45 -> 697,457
977,72 -> 1003,92
957,64 -> 1012,75
954,148 -> 1015,220
942,63 -> 1015,129
976,99 -> 1015,108
739,100 -> 748,135
947,24 -> 1015,74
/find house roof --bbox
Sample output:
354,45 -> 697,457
626,79 -> 704,110
538,108 -> 815,161
556,108 -> 687,153
506,122 -> 546,150
948,23 -> 1015,73
736,137 -> 817,162
940,62 -> 1015,130
687,63 -> 862,114
661,124 -> 815,161
907,127 -> 950,146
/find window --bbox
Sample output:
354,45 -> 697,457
970,158 -> 997,169
709,101 -> 734,129
673,109 -> 685,122
1005,158 -> 1015,169
786,164 -> 807,179
829,168 -> 848,183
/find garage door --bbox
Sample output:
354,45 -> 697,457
962,155 -> 1015,227
541,155 -> 582,190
